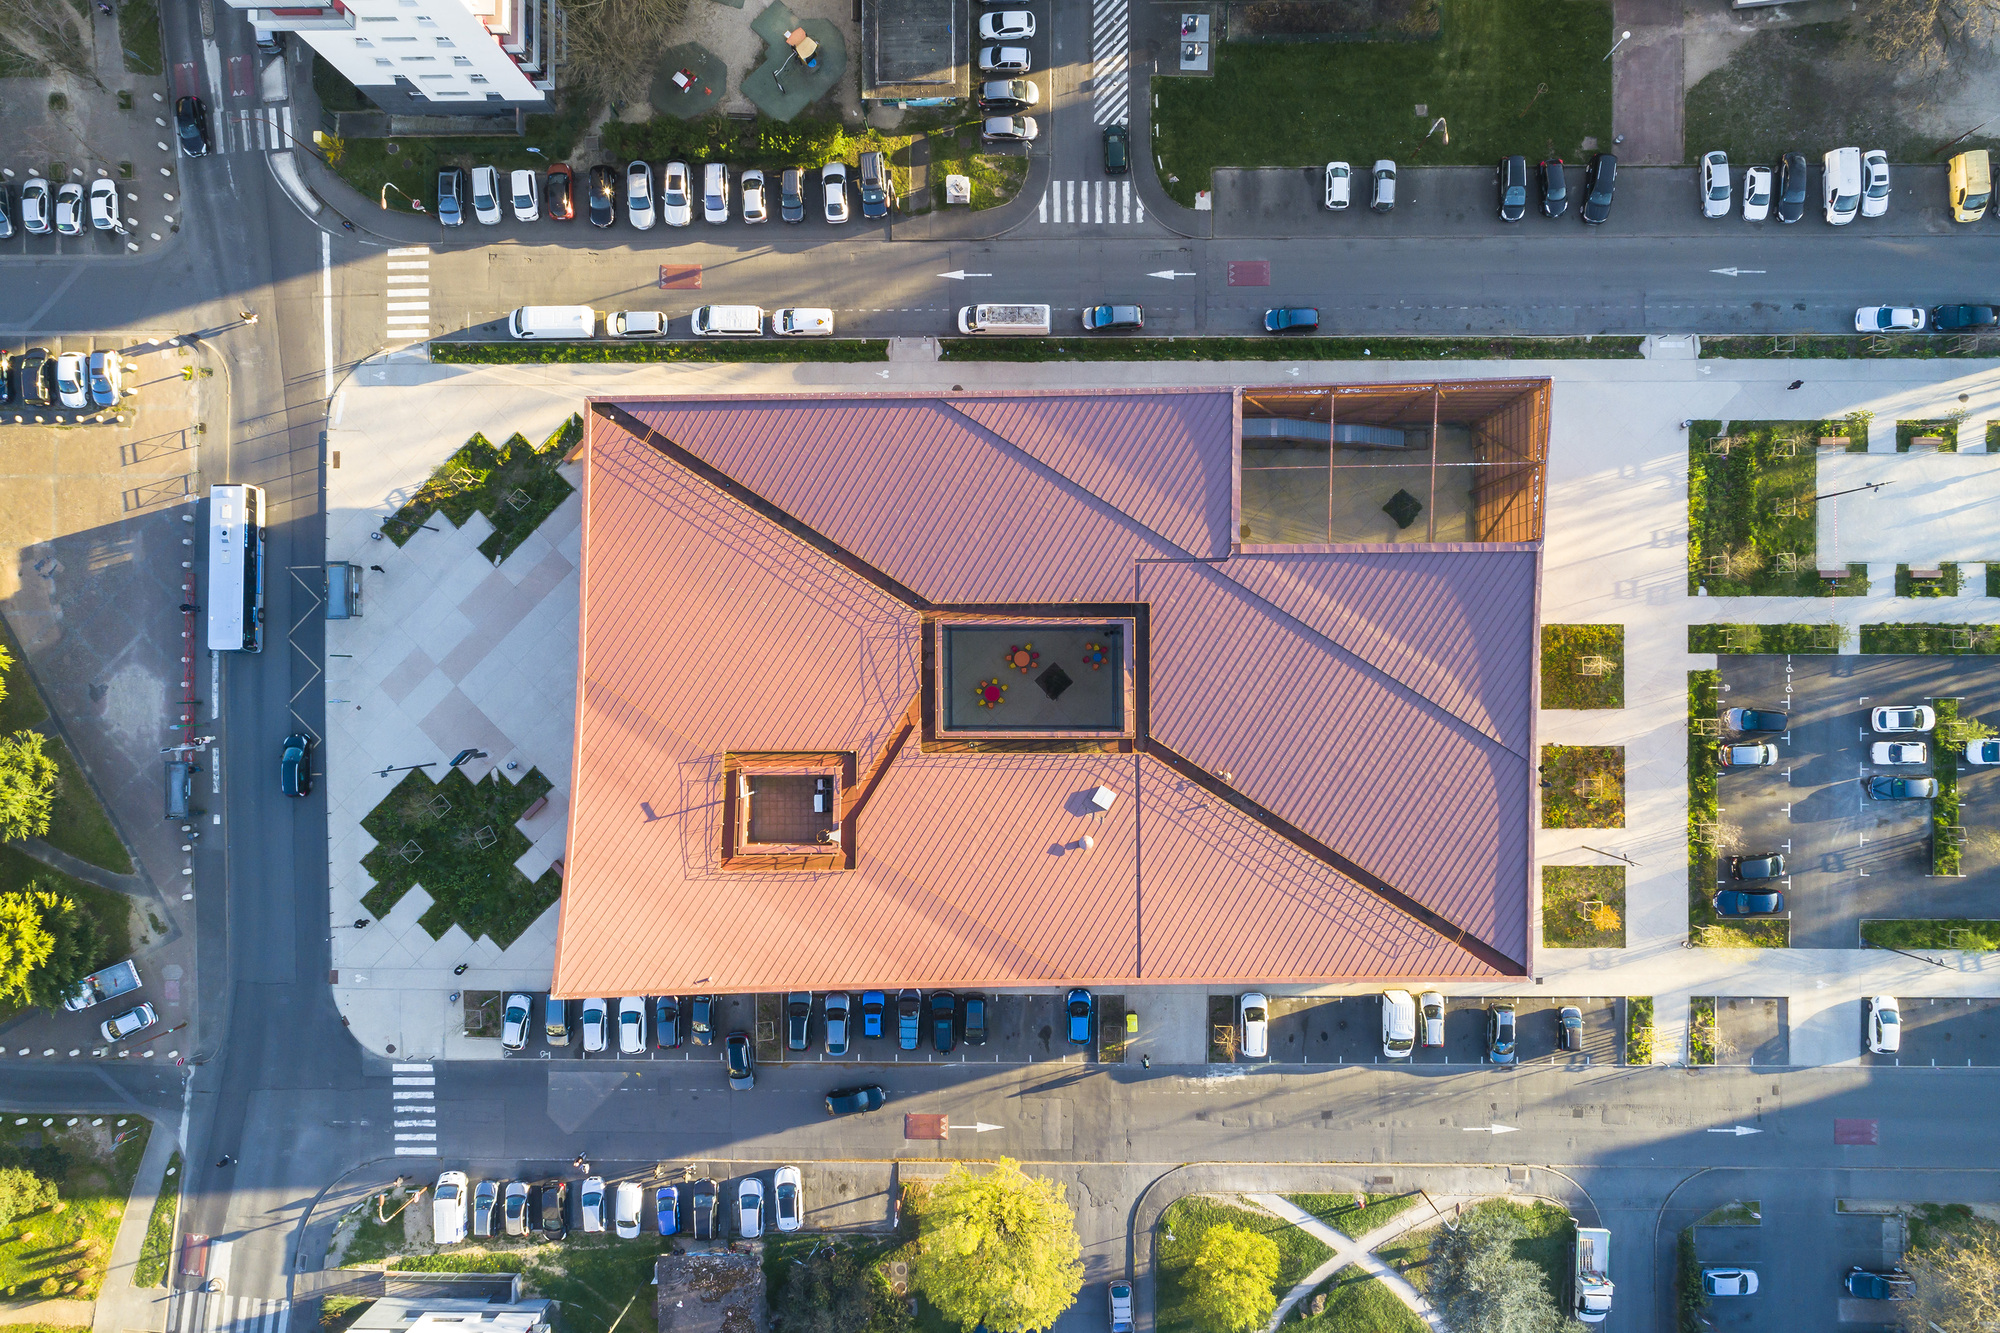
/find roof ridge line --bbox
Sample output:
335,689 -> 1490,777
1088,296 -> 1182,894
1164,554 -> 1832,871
1136,743 -> 1525,975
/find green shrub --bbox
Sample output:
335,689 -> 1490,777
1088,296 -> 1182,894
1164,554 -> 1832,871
1541,625 -> 1623,708
1896,418 -> 1960,452
1626,997 -> 1653,1064
430,340 -> 889,364
1860,623 -> 2000,654
1934,698 -> 1962,876
1689,997 -> 1716,1065
939,336 -> 1644,362
1687,623 -> 1841,653
1862,919 -> 2000,951
1895,563 -> 1960,597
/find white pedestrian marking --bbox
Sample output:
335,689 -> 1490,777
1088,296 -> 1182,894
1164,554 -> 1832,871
1092,0 -> 1130,125
1032,180 -> 1145,227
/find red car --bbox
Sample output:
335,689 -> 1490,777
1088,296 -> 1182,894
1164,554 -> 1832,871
544,163 -> 574,221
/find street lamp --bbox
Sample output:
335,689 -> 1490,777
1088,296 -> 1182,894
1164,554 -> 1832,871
377,761 -> 437,778
1604,29 -> 1631,59
1813,480 -> 1893,502
450,748 -> 489,768
380,181 -> 426,212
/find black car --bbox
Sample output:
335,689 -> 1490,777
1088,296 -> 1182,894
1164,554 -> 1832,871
1538,158 -> 1567,218
14,347 -> 53,407
689,993 -> 714,1046
931,990 -> 956,1054
825,1085 -> 887,1115
1497,154 -> 1528,221
279,733 -> 312,797
1103,123 -> 1129,175
654,995 -> 681,1048
963,993 -> 987,1046
1844,1267 -> 1913,1300
1714,888 -> 1783,916
175,96 -> 210,158
1776,152 -> 1807,224
1933,303 -> 1998,330
779,167 -> 806,223
725,1030 -> 754,1089
1867,775 -> 1938,799
544,163 -> 575,221
1557,1005 -> 1582,1051
0,352 -> 10,405
587,164 -> 616,228
786,992 -> 812,1052
1726,707 -> 1788,734
0,182 -> 13,241
1581,153 -> 1616,224
535,1180 -> 568,1239
690,1178 -> 719,1239
1729,852 -> 1785,881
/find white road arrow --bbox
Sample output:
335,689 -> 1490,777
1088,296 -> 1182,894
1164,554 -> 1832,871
937,270 -> 994,280
1149,269 -> 1199,279
1709,267 -> 1768,277
1706,1125 -> 1762,1136
948,1122 -> 1004,1133
1462,1124 -> 1519,1135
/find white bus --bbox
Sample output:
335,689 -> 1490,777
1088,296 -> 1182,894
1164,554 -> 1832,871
206,484 -> 266,653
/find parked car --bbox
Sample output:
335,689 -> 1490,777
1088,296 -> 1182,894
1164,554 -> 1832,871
175,96 -> 210,157
1718,742 -> 1778,766
1110,1280 -> 1134,1333
1083,304 -> 1143,331
1419,991 -> 1445,1047
824,992 -> 850,1056
982,116 -> 1038,142
1741,164 -> 1772,221
1873,705 -> 1935,733
1862,149 -> 1891,216
1497,154 -> 1528,221
1867,775 -> 1938,799
1702,1268 -> 1759,1296
1845,1267 -> 1913,1300
87,351 -> 123,407
1370,159 -> 1397,212
773,1166 -> 802,1232
655,994 -> 681,1048
979,44 -> 1031,74
618,996 -> 645,1053
544,163 -> 574,220
1324,160 -> 1351,209
626,160 -> 656,229
1730,853 -> 1785,880
579,1176 -> 605,1233
537,1180 -> 568,1239
1725,707 -> 1787,734
691,1179 -> 718,1241
580,997 -> 608,1052
472,1180 -> 496,1238
587,165 -> 615,227
1872,741 -> 1928,765
1538,157 -> 1567,218
1066,988 -> 1094,1045
779,167 -> 806,223
53,353 -> 86,408
1486,1004 -> 1516,1065
1581,153 -> 1616,224
1856,305 -> 1926,332
1558,1005 -> 1583,1051
979,10 -> 1035,39
978,79 -> 1039,111
1239,991 -> 1269,1059
662,160 -> 692,226
88,179 -> 123,233
614,1181 -> 641,1238
1714,889 -> 1784,916
1264,307 -> 1319,332
500,992 -> 532,1050
608,310 -> 666,338
932,990 -> 957,1053
99,1003 -> 157,1043
737,1176 -> 765,1238
963,993 -> 988,1045
822,162 -> 850,223
826,1085 -> 887,1115
54,182 -> 83,235
14,348 -> 51,406
1967,739 -> 2000,765
1776,151 -> 1808,223
701,162 -> 731,223
503,1181 -> 529,1235
544,998 -> 568,1047
1932,304 -> 1998,330
433,1171 -> 469,1244
278,732 -> 311,796
897,988 -> 922,1050
1104,123 -> 1129,175
469,165 -> 501,224
21,178 -> 50,234
509,168 -> 539,222
860,990 -> 887,1039
741,167 -> 768,223
1381,989 -> 1416,1058
688,994 -> 715,1046
656,1185 -> 679,1235
1699,150 -> 1731,218
783,992 -> 812,1052
725,1031 -> 755,1089
1868,995 -> 1901,1052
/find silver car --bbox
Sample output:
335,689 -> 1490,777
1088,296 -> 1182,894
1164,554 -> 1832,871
821,161 -> 849,223
1699,151 -> 1730,218
741,167 -> 768,223
626,160 -> 656,230
21,178 -> 50,234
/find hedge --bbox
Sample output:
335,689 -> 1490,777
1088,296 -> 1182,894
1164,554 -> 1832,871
429,340 -> 890,364
938,335 -> 1645,362
1687,623 -> 1842,654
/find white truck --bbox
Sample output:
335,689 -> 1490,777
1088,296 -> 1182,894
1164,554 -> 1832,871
1572,1225 -> 1613,1323
62,960 -> 142,1012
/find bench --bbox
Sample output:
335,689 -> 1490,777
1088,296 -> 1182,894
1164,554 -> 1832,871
1908,567 -> 1946,581
1818,568 -> 1852,582
520,795 -> 548,822
1911,435 -> 1946,453
1817,435 -> 1850,449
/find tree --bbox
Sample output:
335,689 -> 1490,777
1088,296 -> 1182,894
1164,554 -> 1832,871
1430,1207 -> 1573,1333
0,1166 -> 58,1229
1866,0 -> 2000,78
773,1240 -> 914,1333
0,729 -> 59,841
908,1158 -> 1083,1332
1903,1231 -> 2000,1333
0,891 -> 58,1005
1185,1224 -> 1279,1333
0,887 -> 100,1009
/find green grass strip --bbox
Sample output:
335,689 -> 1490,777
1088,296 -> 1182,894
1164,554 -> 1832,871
430,340 -> 889,364
1863,919 -> 2000,950
1687,623 -> 1842,654
1626,996 -> 1653,1064
133,1150 -> 182,1288
118,0 -> 163,74
1860,624 -> 2000,654
1284,1192 -> 1419,1239
940,335 -> 1643,362
1701,335 -> 2000,359
42,734 -> 134,875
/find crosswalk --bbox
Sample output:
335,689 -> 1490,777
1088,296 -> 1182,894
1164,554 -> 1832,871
1036,179 -> 1146,226
167,1290 -> 289,1333
392,1061 -> 438,1156
218,106 -> 295,156
384,249 -> 433,345
1091,0 -> 1130,125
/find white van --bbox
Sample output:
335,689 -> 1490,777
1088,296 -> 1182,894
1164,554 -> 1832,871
689,304 -> 765,337
772,307 -> 834,336
957,303 -> 1051,335
508,305 -> 596,339
1823,147 -> 1861,225
1381,990 -> 1416,1059
433,1170 -> 469,1244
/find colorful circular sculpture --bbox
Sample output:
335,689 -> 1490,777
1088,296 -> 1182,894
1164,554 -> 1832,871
975,678 -> 1007,708
1005,644 -> 1039,672
1081,642 -> 1110,670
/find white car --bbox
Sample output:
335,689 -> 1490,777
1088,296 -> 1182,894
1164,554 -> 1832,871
614,1181 -> 642,1238
54,353 -> 88,409
469,165 -> 502,224
1718,742 -> 1778,767
500,992 -> 532,1050
773,1165 -> 802,1232
661,160 -> 692,226
702,162 -> 730,223
980,10 -> 1035,39
503,1180 -> 530,1235
1862,149 -> 1890,217
581,997 -> 608,1052
88,179 -> 123,233
609,310 -> 667,338
1872,705 -> 1934,733
1323,160 -> 1351,210
21,178 -> 50,234
1699,150 -> 1731,218
1239,992 -> 1268,1059
579,1176 -> 606,1233
982,116 -> 1038,142
822,162 -> 849,224
1856,305 -> 1925,332
741,167 -> 768,223
54,182 -> 84,236
433,1170 -> 469,1244
1872,741 -> 1928,765
1702,1268 -> 1759,1297
737,1175 -> 765,1238
99,1002 -> 157,1043
824,991 -> 850,1055
1381,989 -> 1415,1059
617,996 -> 646,1053
979,44 -> 1031,73
1967,739 -> 2000,765
627,160 -> 657,229
1868,995 -> 1901,1053
772,307 -> 834,336
509,168 -> 539,222
1741,165 -> 1771,222
1419,991 -> 1445,1047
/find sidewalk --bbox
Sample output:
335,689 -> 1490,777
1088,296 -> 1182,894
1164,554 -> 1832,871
92,1118 -> 181,1333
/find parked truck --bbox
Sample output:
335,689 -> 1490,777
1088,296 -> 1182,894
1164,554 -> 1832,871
62,959 -> 142,1012
1572,1225 -> 1613,1324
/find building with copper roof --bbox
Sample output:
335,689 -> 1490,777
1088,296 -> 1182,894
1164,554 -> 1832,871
550,381 -> 1551,998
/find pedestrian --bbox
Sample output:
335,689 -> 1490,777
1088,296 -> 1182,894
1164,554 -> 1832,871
1787,379 -> 1804,390
98,3 -> 112,13
216,1155 -> 232,1167
573,1154 -> 585,1170
341,220 -> 357,232
453,963 -> 468,975
369,565 -> 385,573
1140,1054 -> 1150,1069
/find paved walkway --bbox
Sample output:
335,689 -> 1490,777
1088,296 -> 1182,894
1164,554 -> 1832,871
1250,1193 -> 1466,1332
92,1117 -> 180,1333
1612,0 -> 1685,164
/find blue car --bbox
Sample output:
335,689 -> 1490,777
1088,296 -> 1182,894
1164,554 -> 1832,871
897,988 -> 922,1051
656,1185 -> 678,1236
1263,307 -> 1319,333
1065,988 -> 1094,1045
1714,889 -> 1783,917
860,990 -> 886,1039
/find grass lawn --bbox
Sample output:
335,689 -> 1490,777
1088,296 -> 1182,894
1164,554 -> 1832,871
1290,1267 -> 1426,1333
927,131 -> 1029,209
0,618 -> 51,733
42,735 -> 133,875
382,417 -> 578,562
1541,624 -> 1622,709
1540,745 -> 1623,828
939,335 -> 1643,362
1690,996 -> 1716,1064
1689,420 -> 1867,596
1284,1193 -> 1420,1239
1696,1201 -> 1761,1226
1860,624 -> 2000,654
1908,1202 -> 2000,1250
1687,623 -> 1841,654
1541,864 -> 1625,947
0,1115 -> 150,1299
360,765 -> 561,948
1703,334 -> 2000,360
0,845 -> 133,1029
117,0 -> 163,74
132,1151 -> 181,1288
1862,919 -> 2000,951
432,341 -> 889,364
1374,1229 -> 1435,1293
1626,996 -> 1653,1063
1897,419 -> 1959,452
1152,0 -> 1612,205
1157,1196 -> 1332,1333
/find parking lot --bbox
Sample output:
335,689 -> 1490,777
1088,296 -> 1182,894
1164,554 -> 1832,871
1213,994 -> 1622,1067
1857,995 -> 2000,1067
1714,655 -> 2000,947
1709,997 -> 1789,1065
